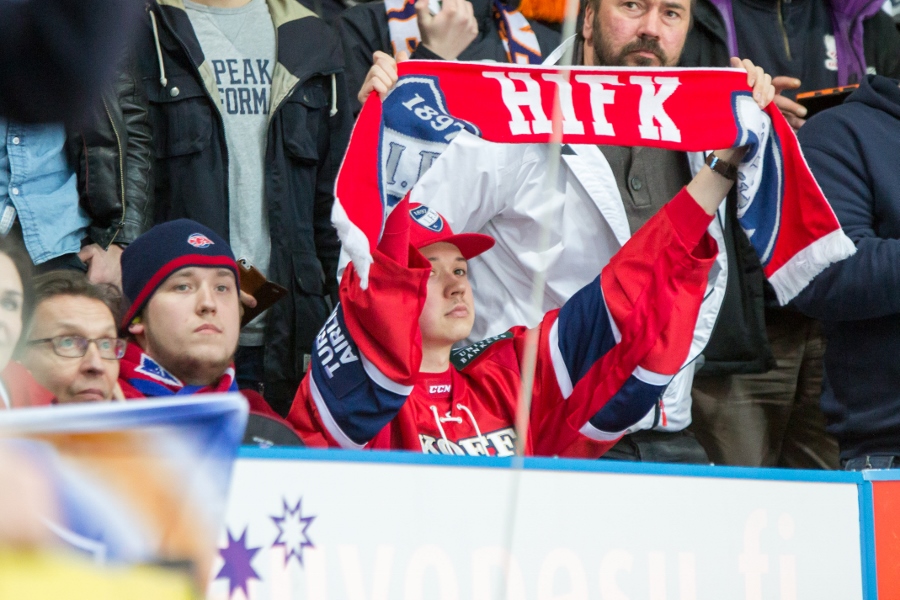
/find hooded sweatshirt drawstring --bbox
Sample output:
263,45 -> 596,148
151,9 -> 337,115
330,74 -> 338,117
149,11 -> 168,89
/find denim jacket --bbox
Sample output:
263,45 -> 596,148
0,120 -> 90,265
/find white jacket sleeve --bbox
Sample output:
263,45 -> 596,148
410,130 -> 527,234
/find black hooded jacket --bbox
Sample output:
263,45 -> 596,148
134,0 -> 352,411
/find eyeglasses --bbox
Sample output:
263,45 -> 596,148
27,335 -> 126,360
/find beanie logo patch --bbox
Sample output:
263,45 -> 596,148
410,205 -> 444,233
187,233 -> 215,248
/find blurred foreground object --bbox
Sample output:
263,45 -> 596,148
0,394 -> 247,589
0,550 -> 197,600
0,0 -> 144,124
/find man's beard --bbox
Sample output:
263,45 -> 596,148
591,18 -> 669,66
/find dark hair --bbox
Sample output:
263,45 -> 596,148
0,234 -> 34,338
31,270 -> 123,327
578,0 -> 696,45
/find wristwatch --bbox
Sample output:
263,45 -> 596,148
705,152 -> 739,181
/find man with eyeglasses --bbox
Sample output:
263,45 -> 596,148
20,271 -> 124,403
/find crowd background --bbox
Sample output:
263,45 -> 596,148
2,0 -> 900,470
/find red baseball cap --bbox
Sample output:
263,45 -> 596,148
407,203 -> 495,259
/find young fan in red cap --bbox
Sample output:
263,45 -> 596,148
289,160 -> 741,456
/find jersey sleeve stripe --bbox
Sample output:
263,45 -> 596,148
361,353 -> 415,396
578,421 -> 627,442
309,305 -> 411,446
556,275 -> 619,388
633,365 -> 672,386
548,318 -> 574,399
587,374 -> 668,434
605,301 -> 622,344
307,372 -> 367,450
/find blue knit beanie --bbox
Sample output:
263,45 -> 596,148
120,219 -> 239,327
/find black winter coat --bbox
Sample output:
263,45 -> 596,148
135,0 -> 352,411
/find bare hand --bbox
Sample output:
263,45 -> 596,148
416,0 -> 478,60
240,290 -> 257,309
78,243 -> 124,290
772,76 -> 807,131
358,50 -> 408,105
731,57 -> 775,110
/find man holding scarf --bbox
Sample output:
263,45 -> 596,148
358,0 -> 774,463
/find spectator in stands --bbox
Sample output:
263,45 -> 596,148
792,75 -> 900,469
358,0 -> 774,462
0,234 -> 49,409
339,0 -> 559,116
19,271 -> 124,404
1,62 -> 152,291
288,141 -> 762,454
682,0 -> 900,470
118,219 -> 300,443
132,0 -> 352,416
684,0 -> 900,129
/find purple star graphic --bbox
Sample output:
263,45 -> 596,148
271,497 -> 316,567
215,528 -> 261,599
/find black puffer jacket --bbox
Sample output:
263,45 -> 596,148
69,56 -> 155,249
135,0 -> 352,412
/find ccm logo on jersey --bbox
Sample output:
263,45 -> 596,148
187,233 -> 214,248
429,384 -> 451,394
419,427 -> 517,457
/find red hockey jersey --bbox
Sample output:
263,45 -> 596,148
288,189 -> 717,457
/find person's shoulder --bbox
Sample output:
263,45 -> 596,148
530,20 -> 561,54
1,362 -> 55,408
799,76 -> 896,145
339,0 -> 389,30
271,0 -> 342,39
450,328 -> 523,372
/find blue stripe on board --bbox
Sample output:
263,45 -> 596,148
237,446 -> 866,483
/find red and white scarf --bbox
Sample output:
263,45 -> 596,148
119,342 -> 237,398
334,60 -> 855,304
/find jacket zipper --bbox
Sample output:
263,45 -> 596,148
102,97 -> 126,248
777,0 -> 792,61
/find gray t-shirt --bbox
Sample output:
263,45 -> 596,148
185,0 -> 275,346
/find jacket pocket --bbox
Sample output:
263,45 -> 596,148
293,253 -> 331,371
295,253 -> 325,297
145,74 -> 213,158
280,78 -> 329,165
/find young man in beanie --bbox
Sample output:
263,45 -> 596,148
117,219 -> 285,432
119,219 -> 242,397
